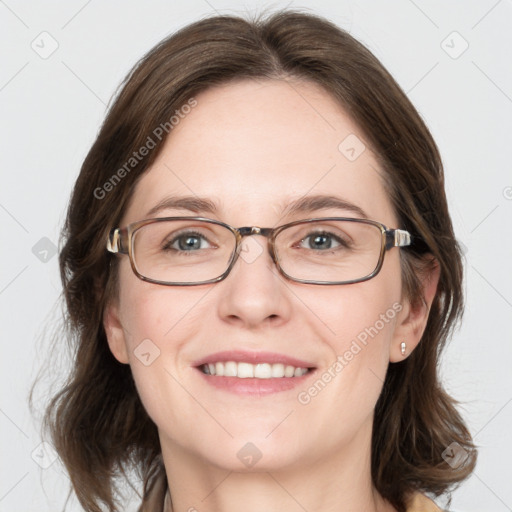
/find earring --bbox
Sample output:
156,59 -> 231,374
400,342 -> 406,356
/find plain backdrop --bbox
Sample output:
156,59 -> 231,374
1,1 -> 511,511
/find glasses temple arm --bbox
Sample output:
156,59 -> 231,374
385,229 -> 412,250
107,228 -> 129,254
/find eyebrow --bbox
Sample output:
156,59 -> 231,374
145,194 -> 368,220
146,196 -> 218,217
279,194 -> 368,219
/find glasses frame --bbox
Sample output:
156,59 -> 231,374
106,216 -> 412,286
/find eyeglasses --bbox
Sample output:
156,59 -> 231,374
106,216 -> 412,286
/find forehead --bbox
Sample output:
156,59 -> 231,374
122,79 -> 396,227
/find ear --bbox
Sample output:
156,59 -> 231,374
389,257 -> 440,362
103,300 -> 129,364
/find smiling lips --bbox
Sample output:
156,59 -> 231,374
193,350 -> 316,384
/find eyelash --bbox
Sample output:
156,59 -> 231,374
161,229 -> 351,253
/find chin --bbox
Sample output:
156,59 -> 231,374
187,434 -> 305,472
212,447 -> 303,473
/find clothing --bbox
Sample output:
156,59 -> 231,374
137,468 -> 442,512
407,492 -> 442,511
136,467 -> 167,512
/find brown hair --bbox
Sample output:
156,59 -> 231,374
32,9 -> 476,512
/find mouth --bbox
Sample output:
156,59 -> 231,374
192,350 -> 317,396
198,361 -> 313,378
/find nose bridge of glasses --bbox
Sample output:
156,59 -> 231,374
236,226 -> 273,237
234,226 -> 277,263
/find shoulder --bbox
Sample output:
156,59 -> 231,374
406,492 -> 443,512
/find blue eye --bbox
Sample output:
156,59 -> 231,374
164,231 -> 212,252
300,232 -> 345,250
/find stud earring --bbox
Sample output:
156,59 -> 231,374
400,342 -> 406,356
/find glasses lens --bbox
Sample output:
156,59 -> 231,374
132,220 -> 236,283
275,220 -> 383,283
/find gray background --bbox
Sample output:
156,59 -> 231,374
1,0 -> 511,511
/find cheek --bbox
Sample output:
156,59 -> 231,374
306,270 -> 403,398
120,295 -> 205,384
116,279 -> 208,429
117,260 -> 205,352
341,293 -> 399,347
319,275 -> 401,349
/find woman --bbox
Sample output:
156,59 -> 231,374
42,9 -> 476,512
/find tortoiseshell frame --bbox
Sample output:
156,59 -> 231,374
106,216 -> 412,286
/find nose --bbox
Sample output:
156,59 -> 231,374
215,235 -> 293,330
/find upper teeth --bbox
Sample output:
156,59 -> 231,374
202,362 -> 309,378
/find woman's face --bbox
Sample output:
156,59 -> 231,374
105,79 -> 419,473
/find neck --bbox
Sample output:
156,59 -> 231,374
159,423 -> 395,512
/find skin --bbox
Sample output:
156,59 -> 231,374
104,78 -> 439,512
